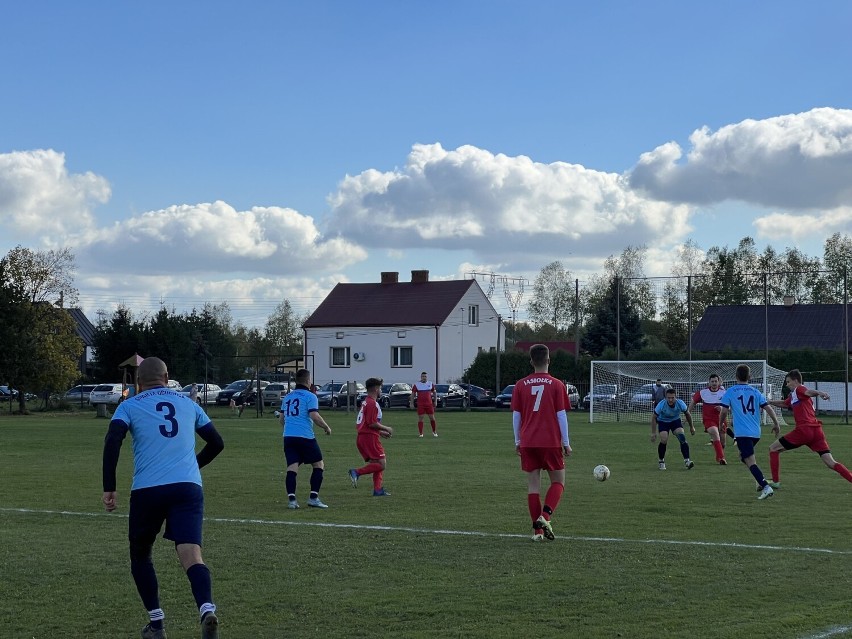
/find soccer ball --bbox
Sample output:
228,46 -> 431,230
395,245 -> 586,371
593,464 -> 611,482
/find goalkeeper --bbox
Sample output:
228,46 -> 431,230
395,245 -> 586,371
651,388 -> 696,470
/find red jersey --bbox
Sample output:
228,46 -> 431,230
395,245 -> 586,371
784,385 -> 820,427
412,381 -> 434,408
691,387 -> 726,427
511,373 -> 567,447
356,396 -> 382,436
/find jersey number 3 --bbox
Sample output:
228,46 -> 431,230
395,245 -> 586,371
157,401 -> 179,438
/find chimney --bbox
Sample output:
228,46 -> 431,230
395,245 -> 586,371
783,295 -> 795,307
411,269 -> 429,283
381,272 -> 399,284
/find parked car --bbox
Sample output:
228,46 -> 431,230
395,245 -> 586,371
358,382 -> 413,408
316,381 -> 367,408
216,379 -> 269,406
263,383 -> 290,406
629,383 -> 672,410
582,384 -> 628,412
0,385 -> 19,402
435,383 -> 467,408
167,379 -> 182,391
458,383 -> 494,407
89,383 -> 124,406
63,384 -> 97,405
179,383 -> 222,405
565,384 -> 580,409
494,384 -> 516,409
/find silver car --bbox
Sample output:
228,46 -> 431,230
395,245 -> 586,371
89,383 -> 124,406
179,383 -> 222,405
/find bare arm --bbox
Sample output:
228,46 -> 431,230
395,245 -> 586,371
805,389 -> 830,401
310,411 -> 332,435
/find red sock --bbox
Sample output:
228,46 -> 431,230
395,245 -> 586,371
543,482 -> 564,518
769,450 -> 780,482
359,462 -> 383,476
527,493 -> 542,523
373,470 -> 384,491
712,440 -> 724,461
417,422 -> 423,435
832,462 -> 852,483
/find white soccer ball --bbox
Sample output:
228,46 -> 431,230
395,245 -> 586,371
593,464 -> 611,482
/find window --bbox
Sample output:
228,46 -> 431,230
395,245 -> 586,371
331,347 -> 350,367
467,305 -> 479,326
391,346 -> 413,367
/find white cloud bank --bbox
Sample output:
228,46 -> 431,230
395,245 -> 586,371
326,143 -> 692,263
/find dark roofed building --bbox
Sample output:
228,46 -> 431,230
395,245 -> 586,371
66,308 -> 97,377
692,304 -> 851,352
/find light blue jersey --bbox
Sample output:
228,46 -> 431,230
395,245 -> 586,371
112,387 -> 212,490
721,384 -> 768,438
280,387 -> 319,439
654,398 -> 687,422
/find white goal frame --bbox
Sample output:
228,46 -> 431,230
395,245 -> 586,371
587,360 -> 788,424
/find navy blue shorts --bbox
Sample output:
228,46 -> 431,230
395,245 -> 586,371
736,436 -> 761,461
283,436 -> 323,466
657,418 -> 682,433
129,482 -> 204,547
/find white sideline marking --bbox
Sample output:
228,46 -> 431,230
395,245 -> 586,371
801,626 -> 852,639
4,507 -> 852,556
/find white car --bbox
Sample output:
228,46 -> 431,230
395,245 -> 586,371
179,383 -> 222,405
89,383 -> 124,406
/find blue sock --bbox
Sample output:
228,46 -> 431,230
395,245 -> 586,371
310,467 -> 324,494
657,442 -> 667,461
748,463 -> 767,487
285,470 -> 297,496
186,563 -> 213,610
675,432 -> 690,459
130,556 -> 161,625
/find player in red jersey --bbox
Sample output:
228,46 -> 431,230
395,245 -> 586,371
349,377 -> 394,496
511,344 -> 571,542
686,373 -> 729,465
766,369 -> 852,487
411,371 -> 438,437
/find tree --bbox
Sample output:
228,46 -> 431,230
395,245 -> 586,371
581,278 -> 644,357
2,245 -> 79,305
265,299 -> 304,355
526,261 -> 578,334
821,232 -> 852,302
0,249 -> 83,412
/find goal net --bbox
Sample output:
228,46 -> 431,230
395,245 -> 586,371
587,360 -> 789,425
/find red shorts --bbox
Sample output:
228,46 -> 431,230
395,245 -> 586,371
519,447 -> 565,473
356,432 -> 386,461
780,425 -> 830,453
417,403 -> 435,416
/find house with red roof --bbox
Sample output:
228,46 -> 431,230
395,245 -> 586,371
303,270 -> 503,385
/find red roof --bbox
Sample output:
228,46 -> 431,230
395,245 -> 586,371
304,280 -> 477,328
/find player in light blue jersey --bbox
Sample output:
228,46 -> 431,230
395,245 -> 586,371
719,364 -> 780,500
102,357 -> 224,639
651,388 -> 696,470
280,368 -> 332,509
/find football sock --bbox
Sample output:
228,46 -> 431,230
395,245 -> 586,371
675,433 -> 690,459
147,609 -> 164,630
418,422 -> 424,435
769,451 -> 780,482
285,470 -> 297,496
543,482 -> 564,517
360,462 -> 384,476
832,462 -> 852,483
712,440 -> 724,461
186,563 -> 214,611
130,555 -> 160,614
658,442 -> 667,461
310,467 -> 324,493
748,463 -> 767,487
373,470 -> 384,492
527,493 -> 542,522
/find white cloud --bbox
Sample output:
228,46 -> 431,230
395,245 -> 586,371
629,107 -> 852,209
326,143 -> 691,265
753,206 -> 852,241
0,149 -> 110,240
72,200 -> 367,276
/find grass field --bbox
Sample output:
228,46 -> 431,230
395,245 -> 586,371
2,406 -> 852,638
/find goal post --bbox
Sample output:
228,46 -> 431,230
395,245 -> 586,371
587,360 -> 788,424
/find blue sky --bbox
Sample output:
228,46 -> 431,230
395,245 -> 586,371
2,1 -> 851,327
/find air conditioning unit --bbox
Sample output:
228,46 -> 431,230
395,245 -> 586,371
353,352 -> 366,362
